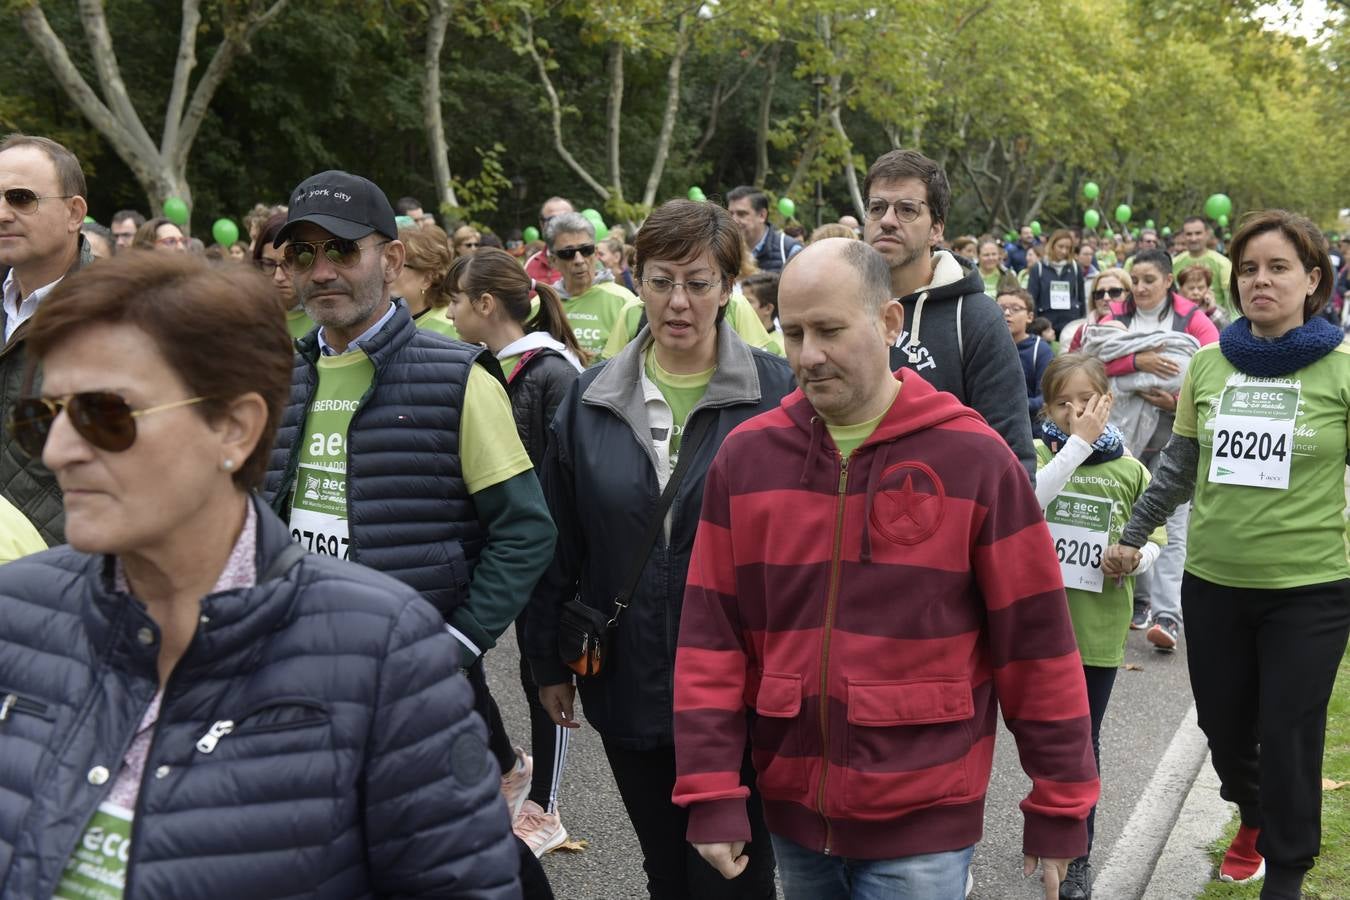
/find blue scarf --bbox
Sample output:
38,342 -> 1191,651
1219,315 -> 1343,377
1038,419 -> 1126,465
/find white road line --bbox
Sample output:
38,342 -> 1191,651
1093,702 -> 1211,899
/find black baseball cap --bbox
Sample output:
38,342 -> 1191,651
274,170 -> 398,247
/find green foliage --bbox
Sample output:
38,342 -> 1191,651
445,143 -> 512,227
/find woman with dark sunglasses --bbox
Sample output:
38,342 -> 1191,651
1063,267 -> 1130,353
527,200 -> 794,899
0,251 -> 521,898
544,211 -> 636,359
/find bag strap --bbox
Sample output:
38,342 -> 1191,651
260,541 -> 308,582
607,411 -> 716,626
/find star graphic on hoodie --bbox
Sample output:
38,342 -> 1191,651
885,474 -> 936,527
871,464 -> 945,545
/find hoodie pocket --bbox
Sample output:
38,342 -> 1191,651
748,672 -> 807,800
843,678 -> 974,819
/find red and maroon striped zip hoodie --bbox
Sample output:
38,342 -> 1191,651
673,367 -> 1098,861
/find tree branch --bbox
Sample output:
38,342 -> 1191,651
692,42 -> 767,158
76,0 -> 159,153
606,41 -> 625,203
640,13 -> 691,208
160,0 -> 202,158
753,42 -> 781,188
422,0 -> 459,211
521,12 -> 610,201
827,77 -> 864,218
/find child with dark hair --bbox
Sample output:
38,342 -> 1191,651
999,288 -> 1052,419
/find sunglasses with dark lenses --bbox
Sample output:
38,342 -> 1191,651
1091,287 -> 1127,300
2,188 -> 75,215
283,238 -> 389,272
9,393 -> 206,457
554,244 -> 596,261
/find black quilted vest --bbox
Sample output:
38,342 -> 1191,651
262,304 -> 494,620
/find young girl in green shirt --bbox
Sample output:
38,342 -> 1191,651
1034,354 -> 1165,899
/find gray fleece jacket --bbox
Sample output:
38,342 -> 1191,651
888,251 -> 1037,481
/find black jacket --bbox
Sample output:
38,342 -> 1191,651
527,324 -> 795,750
506,346 -> 579,468
0,235 -> 94,546
1027,258 -> 1086,336
888,251 -> 1037,481
0,496 -> 520,899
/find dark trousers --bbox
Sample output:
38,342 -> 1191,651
601,737 -> 777,900
1182,573 -> 1350,885
1082,664 -> 1117,855
516,611 -> 569,812
465,657 -> 555,900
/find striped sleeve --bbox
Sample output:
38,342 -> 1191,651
672,447 -> 753,844
973,455 -> 1099,860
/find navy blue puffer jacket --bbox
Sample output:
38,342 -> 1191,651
0,497 -> 520,899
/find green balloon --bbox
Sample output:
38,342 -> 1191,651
1114,204 -> 1131,224
1218,214 -> 1229,228
1083,209 -> 1100,229
1030,220 -> 1041,236
1082,181 -> 1100,200
594,222 -> 609,241
212,218 -> 239,247
522,226 -> 540,243
777,197 -> 795,219
395,215 -> 415,229
1204,193 -> 1232,219
1144,219 -> 1155,229
1162,226 -> 1172,237
581,208 -> 604,223
688,186 -> 706,202
1005,231 -> 1016,243
163,196 -> 189,226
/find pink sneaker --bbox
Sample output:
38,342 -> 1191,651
514,799 -> 568,857
1219,824 -> 1265,884
500,747 -> 532,818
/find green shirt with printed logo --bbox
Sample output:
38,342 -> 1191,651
1174,341 -> 1350,589
1036,441 -> 1165,667
645,350 -> 713,461
564,282 -> 636,359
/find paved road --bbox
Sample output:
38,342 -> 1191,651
485,622 -> 1194,899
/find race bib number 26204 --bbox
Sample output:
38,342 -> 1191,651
1207,381 -> 1299,491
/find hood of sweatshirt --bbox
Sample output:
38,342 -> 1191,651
897,251 -> 987,364
779,367 -> 987,562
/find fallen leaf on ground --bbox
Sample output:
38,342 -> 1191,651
1123,664 -> 1144,671
1323,779 -> 1347,791
552,838 -> 589,853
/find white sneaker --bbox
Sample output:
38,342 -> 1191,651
514,799 -> 568,857
500,747 -> 532,818
965,865 -> 974,897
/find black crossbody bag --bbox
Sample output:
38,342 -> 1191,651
558,413 -> 714,679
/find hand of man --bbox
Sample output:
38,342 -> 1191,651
1135,350 -> 1180,378
1023,855 -> 1070,899
694,841 -> 749,880
538,683 -> 581,729
1103,543 -> 1142,576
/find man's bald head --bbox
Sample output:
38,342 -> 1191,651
783,237 -> 893,315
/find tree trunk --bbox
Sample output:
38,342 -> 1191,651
606,42 -> 626,205
422,0 -> 460,213
753,43 -> 781,188
640,14 -> 691,209
693,43 -> 767,159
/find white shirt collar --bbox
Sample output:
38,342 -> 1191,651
316,302 -> 398,356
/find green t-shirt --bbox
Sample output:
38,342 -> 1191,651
287,307 -> 316,340
54,801 -> 133,899
981,270 -> 1002,297
288,353 -> 532,558
416,305 -> 460,340
1173,341 -> 1350,589
826,408 -> 887,460
1036,441 -> 1164,668
1173,250 -> 1234,317
564,282 -> 636,359
602,292 -> 777,360
0,496 -> 44,564
645,349 -> 713,459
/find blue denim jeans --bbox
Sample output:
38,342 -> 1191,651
771,834 -> 975,900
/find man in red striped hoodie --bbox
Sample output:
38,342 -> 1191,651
673,238 -> 1098,900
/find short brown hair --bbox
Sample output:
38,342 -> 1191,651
133,217 -> 178,250
0,133 -> 87,198
1226,209 -> 1332,322
400,225 -> 454,307
997,287 -> 1035,314
810,223 -> 856,243
1176,264 -> 1212,288
862,149 -> 950,227
636,200 -> 740,324
25,252 -> 292,489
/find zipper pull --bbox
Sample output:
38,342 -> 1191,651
0,694 -> 14,722
196,720 -> 235,754
838,457 -> 849,493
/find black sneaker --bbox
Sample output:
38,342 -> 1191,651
1059,856 -> 1091,899
1130,599 -> 1151,630
1147,615 -> 1180,651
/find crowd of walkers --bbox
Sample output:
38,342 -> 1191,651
0,130 -> 1346,900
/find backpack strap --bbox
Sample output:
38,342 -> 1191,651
260,541 -> 308,582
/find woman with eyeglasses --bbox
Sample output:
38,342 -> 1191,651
527,199 -> 794,900
392,224 -> 459,338
252,210 -> 314,339
543,211 -> 637,359
1082,250 -> 1218,651
0,251 -> 521,898
132,216 -> 186,253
